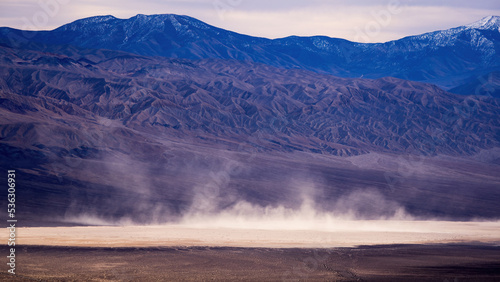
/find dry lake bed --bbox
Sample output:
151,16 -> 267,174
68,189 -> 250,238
2,220 -> 500,281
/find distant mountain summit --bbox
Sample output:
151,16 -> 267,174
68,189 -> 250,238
54,14 -> 226,41
466,15 -> 500,30
1,14 -> 499,93
406,16 -> 500,52
44,14 -> 259,59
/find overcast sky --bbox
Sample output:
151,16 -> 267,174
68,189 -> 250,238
0,0 -> 499,42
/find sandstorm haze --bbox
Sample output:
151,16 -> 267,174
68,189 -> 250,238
0,5 -> 500,227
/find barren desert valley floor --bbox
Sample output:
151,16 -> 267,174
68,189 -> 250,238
1,220 -> 500,281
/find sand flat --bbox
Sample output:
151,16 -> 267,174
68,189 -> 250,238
10,220 -> 500,248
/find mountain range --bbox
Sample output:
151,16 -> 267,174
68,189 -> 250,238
0,14 -> 499,224
2,14 -> 500,95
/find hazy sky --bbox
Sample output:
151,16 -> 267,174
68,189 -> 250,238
0,0 -> 499,42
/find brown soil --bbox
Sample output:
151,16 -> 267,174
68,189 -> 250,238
1,244 -> 499,281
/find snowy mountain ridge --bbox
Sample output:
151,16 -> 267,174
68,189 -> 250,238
1,14 -> 499,93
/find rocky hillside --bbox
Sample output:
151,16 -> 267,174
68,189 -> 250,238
1,45 -> 499,158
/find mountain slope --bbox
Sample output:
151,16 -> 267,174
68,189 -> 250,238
1,38 -> 500,224
449,71 -> 500,98
1,44 -> 499,157
1,14 -> 499,91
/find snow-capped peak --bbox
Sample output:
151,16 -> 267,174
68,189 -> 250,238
465,16 -> 500,30
76,15 -> 117,24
